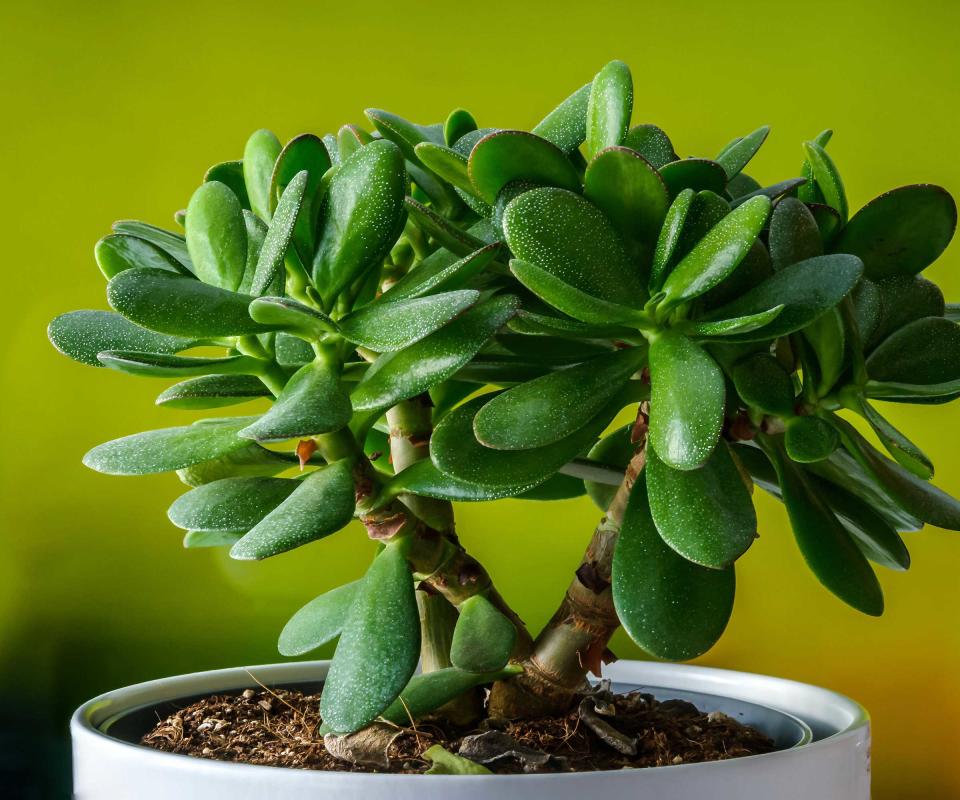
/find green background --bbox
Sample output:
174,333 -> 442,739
1,1 -> 958,797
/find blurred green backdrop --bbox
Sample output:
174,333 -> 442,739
1,1 -> 958,797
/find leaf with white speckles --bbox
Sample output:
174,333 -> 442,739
647,443 -> 757,568
532,82 -> 591,154
278,581 -> 361,657
715,125 -> 769,180
612,475 -> 735,660
250,170 -> 308,296
94,234 -> 186,279
48,310 -> 196,367
585,60 -> 632,159
320,546 -> 420,733
185,181 -> 247,291
230,459 -> 355,560
168,477 -> 298,532
112,220 -> 193,273
648,330 -> 724,471
468,130 -> 581,204
449,595 -> 516,673
243,129 -> 282,222
97,351 -> 265,378
155,375 -> 272,409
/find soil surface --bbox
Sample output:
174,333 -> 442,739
141,684 -> 774,774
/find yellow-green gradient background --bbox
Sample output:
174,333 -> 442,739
1,1 -> 958,797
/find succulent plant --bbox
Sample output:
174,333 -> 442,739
50,59 -> 960,737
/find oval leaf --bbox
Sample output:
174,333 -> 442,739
586,60 -> 632,159
243,129 -> 282,221
185,181 -> 247,290
278,581 -> 360,657
156,374 -> 272,409
449,595 -> 517,673
48,310 -> 195,367
250,170 -> 308,296
168,477 -> 298,532
866,316 -> 960,386
532,82 -> 591,154
95,234 -> 185,279
468,130 -> 581,204
715,125 -> 769,180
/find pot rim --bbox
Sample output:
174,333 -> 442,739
71,659 -> 868,782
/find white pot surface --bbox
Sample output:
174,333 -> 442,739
71,659 -> 870,799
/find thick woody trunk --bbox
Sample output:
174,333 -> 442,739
488,411 -> 647,719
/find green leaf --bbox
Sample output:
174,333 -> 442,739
339,290 -> 479,351
445,108 -> 478,147
532,82 -> 591,154
320,546 -> 419,733
83,418 -> 256,475
612,475 -> 735,660
249,171 -> 308,296
175,439 -> 293,487
365,108 -> 444,164
730,353 -> 795,417
48,310 -> 195,367
278,581 -> 360,657
351,295 -> 518,415
647,442 -> 757,568
248,296 -> 335,340
112,220 -> 193,272
584,147 -> 669,263
95,234 -> 185,279
761,438 -> 883,615
432,393 -> 621,489
204,160 -> 250,209
864,379 -> 960,404
832,185 -> 956,279
658,159 -> 727,198
243,129 -> 282,221
517,472 -> 586,500
156,375 -> 272,409
768,197 -> 822,270
802,141 -> 847,222
423,745 -> 492,776
383,459 -> 539,503
107,268 -> 275,338
684,306 -> 784,339
404,197 -> 486,257
473,348 -> 646,450
726,173 -> 762,199
467,130 -> 581,204
869,276 -> 945,348
715,125 -> 769,180
784,416 -> 839,463
414,142 -> 473,194
649,189 -> 695,292
866,316 -> 960,385
270,134 -> 330,222
703,254 -> 863,341
337,124 -> 372,162
856,399 -> 933,479
798,129 -> 832,204
648,330 -> 725,470
230,459 -> 356,559
97,351 -> 264,378
803,307 -> 846,396
185,181 -> 247,290
658,196 -> 771,312
503,188 -> 644,304
168,476 -> 297,532
183,530 -> 243,548
623,124 -> 676,169
239,211 -> 268,293
808,202 -> 843,244
449,595 -> 517,673
380,666 -> 520,727
729,178 -> 806,210
381,243 -> 501,301
240,359 -> 351,442
584,425 -> 635,510
586,60 -> 632,159
312,140 -> 407,305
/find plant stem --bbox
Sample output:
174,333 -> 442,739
488,410 -> 648,718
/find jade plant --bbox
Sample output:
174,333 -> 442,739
50,59 -> 960,742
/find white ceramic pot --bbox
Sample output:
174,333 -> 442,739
71,659 -> 870,799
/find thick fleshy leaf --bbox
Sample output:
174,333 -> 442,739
584,425 -> 634,510
243,129 -> 282,221
803,307 -> 846,396
404,197 -> 486,257
424,745 -> 492,776
658,196 -> 771,312
802,141 -> 847,221
95,234 -> 185,279
623,124 -> 675,169
48,310 -> 195,367
586,60 -> 632,159
726,173 -> 762,199
762,439 -> 882,614
869,276 -> 945,348
468,130 -> 581,204
647,443 -> 757,568
612,476 -> 735,660
449,595 -> 516,673
704,254 -> 863,341
584,147 -> 669,262
230,459 -> 356,559
658,159 -> 727,198
204,160 -> 250,209
365,108 -> 444,164
175,439 -> 293,487
798,129 -> 832,204
97,351 -> 264,378
666,191 -> 731,271
445,108 -> 477,146
339,290 -> 479,351
517,472 -> 586,500
185,181 -> 247,290
649,189 -> 695,292
768,197 -> 822,270
337,124 -> 372,161
320,546 -> 419,733
431,394 -> 621,489
648,330 -> 725,470
473,348 -> 646,450
414,142 -> 473,194
240,359 -> 351,442
866,316 -> 960,385
312,140 -> 407,304
729,178 -> 806,210
503,188 -> 643,304
381,243 -> 500,301
270,134 -> 330,219
248,296 -> 335,340
730,353 -> 795,417
278,581 -> 360,657
383,459 -> 539,503
156,374 -> 272,409
112,220 -> 193,272
784,416 -> 839,463
832,185 -> 956,279
83,418 -> 256,475
380,666 -> 519,727
249,171 -> 308,296
715,125 -> 769,180
107,268 -> 275,337
865,379 -> 960,404
168,476 -> 297,532
532,82 -> 591,154
239,211 -> 267,293
857,399 -> 933,479
183,530 -> 243,548
351,295 -> 518,415
685,306 -> 784,339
